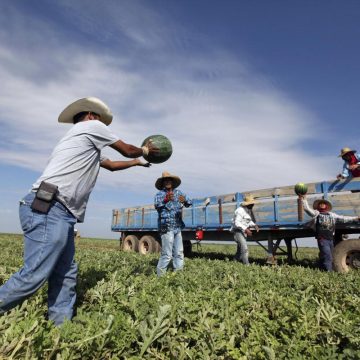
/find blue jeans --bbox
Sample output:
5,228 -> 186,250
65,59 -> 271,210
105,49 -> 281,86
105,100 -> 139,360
317,238 -> 334,271
157,229 -> 184,276
0,192 -> 77,325
233,232 -> 249,265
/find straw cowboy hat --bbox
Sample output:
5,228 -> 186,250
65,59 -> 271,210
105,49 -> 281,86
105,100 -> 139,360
155,172 -> 181,190
58,97 -> 113,126
313,199 -> 332,211
338,147 -> 357,157
241,194 -> 256,206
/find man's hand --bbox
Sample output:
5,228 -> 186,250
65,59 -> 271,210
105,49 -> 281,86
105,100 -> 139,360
245,228 -> 252,236
255,225 -> 260,233
337,174 -> 344,180
165,191 -> 174,202
178,195 -> 185,203
349,164 -> 360,171
142,139 -> 160,157
134,159 -> 151,167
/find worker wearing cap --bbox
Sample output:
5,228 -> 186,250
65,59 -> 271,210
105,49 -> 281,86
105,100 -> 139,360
230,195 -> 260,265
337,147 -> 360,180
301,195 -> 360,271
0,97 -> 158,325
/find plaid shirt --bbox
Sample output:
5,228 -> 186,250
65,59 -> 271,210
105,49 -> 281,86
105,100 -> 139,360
154,189 -> 192,232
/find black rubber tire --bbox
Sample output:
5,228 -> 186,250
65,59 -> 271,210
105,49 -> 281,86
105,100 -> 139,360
122,235 -> 139,252
74,229 -> 81,241
183,240 -> 192,257
139,235 -> 157,255
333,239 -> 360,273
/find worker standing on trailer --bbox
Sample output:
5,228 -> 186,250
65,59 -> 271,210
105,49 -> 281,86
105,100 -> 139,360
230,195 -> 260,265
154,172 -> 192,276
0,97 -> 157,326
337,147 -> 360,180
301,195 -> 360,271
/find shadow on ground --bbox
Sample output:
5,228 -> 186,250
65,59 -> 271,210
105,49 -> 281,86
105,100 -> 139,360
189,250 -> 320,270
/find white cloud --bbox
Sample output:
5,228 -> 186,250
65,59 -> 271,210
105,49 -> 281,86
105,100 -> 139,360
0,1 -> 343,237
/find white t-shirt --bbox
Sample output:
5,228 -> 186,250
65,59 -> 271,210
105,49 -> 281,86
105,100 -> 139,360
231,206 -> 256,235
33,120 -> 119,222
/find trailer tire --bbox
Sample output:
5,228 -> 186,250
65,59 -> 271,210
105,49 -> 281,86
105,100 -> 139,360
139,235 -> 156,255
333,239 -> 360,273
154,239 -> 161,253
183,240 -> 192,257
122,235 -> 139,252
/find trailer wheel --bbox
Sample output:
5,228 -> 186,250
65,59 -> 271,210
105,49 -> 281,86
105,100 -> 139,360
139,235 -> 156,255
122,235 -> 139,252
183,240 -> 192,257
154,239 -> 161,253
333,239 -> 360,273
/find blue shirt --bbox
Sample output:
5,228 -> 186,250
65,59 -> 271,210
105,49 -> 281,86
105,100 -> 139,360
154,189 -> 192,232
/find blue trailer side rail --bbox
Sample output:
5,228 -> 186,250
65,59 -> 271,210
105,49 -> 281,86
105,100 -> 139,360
112,178 -> 360,271
112,178 -> 360,240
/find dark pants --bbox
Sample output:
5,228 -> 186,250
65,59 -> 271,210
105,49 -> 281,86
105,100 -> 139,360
317,238 -> 334,271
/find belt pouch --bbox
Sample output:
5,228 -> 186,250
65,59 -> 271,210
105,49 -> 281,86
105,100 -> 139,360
31,181 -> 58,214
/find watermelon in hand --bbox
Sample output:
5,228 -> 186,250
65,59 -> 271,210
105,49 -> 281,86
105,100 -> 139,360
294,182 -> 308,195
142,134 -> 173,164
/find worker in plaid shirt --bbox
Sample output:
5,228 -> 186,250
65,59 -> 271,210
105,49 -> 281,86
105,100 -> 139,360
154,172 -> 192,276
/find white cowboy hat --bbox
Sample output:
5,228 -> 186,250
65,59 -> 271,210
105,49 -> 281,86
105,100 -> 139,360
155,171 -> 181,190
58,97 -> 113,126
241,195 -> 256,206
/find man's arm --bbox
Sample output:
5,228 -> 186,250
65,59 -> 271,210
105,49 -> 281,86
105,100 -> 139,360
100,158 -> 150,172
110,140 -> 143,158
154,191 -> 170,210
110,139 -> 159,159
333,213 -> 360,224
349,164 -> 360,171
178,191 -> 192,207
300,196 -> 318,217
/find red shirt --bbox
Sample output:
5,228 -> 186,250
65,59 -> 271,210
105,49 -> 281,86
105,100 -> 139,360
348,153 -> 360,177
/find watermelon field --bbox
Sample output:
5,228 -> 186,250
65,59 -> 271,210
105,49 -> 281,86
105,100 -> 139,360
0,233 -> 359,359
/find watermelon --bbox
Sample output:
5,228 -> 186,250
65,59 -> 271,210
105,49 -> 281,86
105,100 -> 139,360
294,182 -> 308,195
141,134 -> 173,164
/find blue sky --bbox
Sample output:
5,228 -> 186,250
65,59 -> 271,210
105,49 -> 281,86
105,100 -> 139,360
0,0 -> 359,240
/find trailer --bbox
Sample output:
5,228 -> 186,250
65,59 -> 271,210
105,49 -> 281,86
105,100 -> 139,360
111,178 -> 360,273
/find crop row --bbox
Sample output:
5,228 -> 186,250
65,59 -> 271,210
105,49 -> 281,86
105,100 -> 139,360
0,234 -> 359,359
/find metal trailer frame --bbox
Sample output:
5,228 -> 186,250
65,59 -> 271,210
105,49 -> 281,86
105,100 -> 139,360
111,178 -> 360,269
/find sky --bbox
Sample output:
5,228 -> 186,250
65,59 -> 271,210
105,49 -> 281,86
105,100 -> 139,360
0,0 -> 359,241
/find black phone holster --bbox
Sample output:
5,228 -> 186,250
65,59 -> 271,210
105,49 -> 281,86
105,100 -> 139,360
31,181 -> 58,214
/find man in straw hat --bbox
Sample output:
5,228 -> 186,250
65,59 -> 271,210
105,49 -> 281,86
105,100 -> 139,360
301,195 -> 360,271
336,147 -> 360,180
154,172 -> 192,276
0,97 -> 158,325
230,195 -> 260,265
